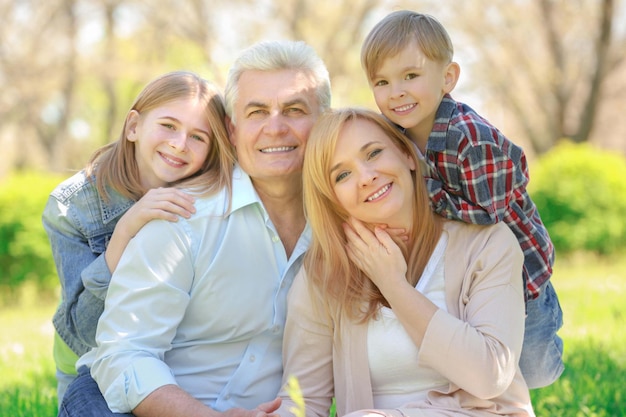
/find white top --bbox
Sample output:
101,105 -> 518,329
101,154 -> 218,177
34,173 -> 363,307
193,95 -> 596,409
80,165 -> 311,413
368,234 -> 449,408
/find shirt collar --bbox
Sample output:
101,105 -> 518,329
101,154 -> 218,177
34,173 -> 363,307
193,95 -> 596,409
229,164 -> 264,215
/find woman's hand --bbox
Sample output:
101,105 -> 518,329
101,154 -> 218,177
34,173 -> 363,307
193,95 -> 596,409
343,217 -> 407,292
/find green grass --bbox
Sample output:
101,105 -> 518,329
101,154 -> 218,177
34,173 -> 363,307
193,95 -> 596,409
530,252 -> 625,416
0,284 -> 58,416
1,253 -> 624,416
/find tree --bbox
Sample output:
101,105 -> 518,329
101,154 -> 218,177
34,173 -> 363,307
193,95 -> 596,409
421,0 -> 625,155
0,0 -> 80,172
1,0 -> 624,174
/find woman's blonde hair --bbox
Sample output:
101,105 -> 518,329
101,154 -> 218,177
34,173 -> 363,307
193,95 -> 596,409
302,108 -> 443,321
361,10 -> 454,82
86,70 -> 234,201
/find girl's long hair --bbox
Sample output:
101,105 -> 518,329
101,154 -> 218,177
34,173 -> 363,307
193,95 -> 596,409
302,108 -> 443,322
86,71 -> 234,202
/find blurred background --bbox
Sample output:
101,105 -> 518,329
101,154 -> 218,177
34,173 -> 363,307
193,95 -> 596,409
1,0 -> 625,415
1,0 -> 625,176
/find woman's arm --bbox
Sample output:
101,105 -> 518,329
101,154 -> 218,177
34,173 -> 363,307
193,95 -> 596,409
345,219 -> 525,399
277,269 -> 335,417
414,224 -> 525,398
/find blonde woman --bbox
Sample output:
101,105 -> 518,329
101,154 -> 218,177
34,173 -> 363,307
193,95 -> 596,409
277,108 -> 535,417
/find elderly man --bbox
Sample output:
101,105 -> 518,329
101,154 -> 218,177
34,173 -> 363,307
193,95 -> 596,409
58,40 -> 331,417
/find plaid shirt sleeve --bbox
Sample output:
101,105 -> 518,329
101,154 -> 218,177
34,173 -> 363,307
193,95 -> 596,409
424,97 -> 554,299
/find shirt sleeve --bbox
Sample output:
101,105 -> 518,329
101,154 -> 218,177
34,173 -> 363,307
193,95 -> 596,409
418,224 -> 526,399
90,219 -> 194,413
426,129 -> 529,227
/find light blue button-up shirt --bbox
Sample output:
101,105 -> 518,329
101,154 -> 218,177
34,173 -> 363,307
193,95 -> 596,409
83,165 -> 311,413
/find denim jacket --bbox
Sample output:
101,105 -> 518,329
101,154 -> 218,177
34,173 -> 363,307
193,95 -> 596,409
43,170 -> 134,356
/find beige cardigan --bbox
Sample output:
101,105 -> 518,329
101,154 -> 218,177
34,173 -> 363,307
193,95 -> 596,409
277,221 -> 535,417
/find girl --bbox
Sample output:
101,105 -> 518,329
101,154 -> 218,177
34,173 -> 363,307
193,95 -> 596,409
277,108 -> 535,416
42,70 -> 234,404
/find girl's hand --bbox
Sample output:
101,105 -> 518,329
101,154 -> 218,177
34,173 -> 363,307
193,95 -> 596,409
118,187 -> 196,239
105,187 -> 196,272
343,217 -> 407,292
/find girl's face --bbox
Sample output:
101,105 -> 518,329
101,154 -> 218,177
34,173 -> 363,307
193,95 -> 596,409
126,97 -> 212,189
329,118 -> 416,229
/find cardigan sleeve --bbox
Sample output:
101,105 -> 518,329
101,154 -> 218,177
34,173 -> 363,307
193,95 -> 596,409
277,268 -> 335,417
417,223 -> 525,399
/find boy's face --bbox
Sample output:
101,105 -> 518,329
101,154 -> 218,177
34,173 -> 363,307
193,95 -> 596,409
369,40 -> 456,145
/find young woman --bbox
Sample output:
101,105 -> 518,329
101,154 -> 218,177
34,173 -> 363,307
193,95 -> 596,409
42,70 -> 234,404
277,108 -> 535,416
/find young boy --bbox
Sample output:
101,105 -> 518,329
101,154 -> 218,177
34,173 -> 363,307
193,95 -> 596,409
361,10 -> 563,389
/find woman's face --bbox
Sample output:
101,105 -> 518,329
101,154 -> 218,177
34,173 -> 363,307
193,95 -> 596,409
329,118 -> 416,228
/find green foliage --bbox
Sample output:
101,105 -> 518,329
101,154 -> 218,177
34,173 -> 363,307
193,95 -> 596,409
0,172 -> 64,304
529,141 -> 626,254
285,376 -> 306,417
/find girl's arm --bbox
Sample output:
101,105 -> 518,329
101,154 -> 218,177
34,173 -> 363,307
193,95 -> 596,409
44,186 -> 197,352
104,187 -> 196,271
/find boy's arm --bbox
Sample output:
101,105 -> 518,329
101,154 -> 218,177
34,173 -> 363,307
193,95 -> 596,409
425,130 -> 555,296
425,141 -> 528,226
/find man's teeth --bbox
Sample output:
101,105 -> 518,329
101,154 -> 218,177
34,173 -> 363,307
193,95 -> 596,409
367,184 -> 390,201
261,146 -> 295,153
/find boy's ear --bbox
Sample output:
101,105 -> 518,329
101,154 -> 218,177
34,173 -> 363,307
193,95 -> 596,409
443,62 -> 460,94
125,110 -> 140,142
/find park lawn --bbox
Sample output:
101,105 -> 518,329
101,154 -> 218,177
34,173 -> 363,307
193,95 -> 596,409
0,253 -> 624,417
0,283 -> 57,416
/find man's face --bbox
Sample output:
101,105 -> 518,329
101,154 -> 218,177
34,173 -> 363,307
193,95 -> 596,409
228,69 -> 321,186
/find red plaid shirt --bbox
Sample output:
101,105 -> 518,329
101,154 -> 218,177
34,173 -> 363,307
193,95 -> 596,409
422,95 -> 554,300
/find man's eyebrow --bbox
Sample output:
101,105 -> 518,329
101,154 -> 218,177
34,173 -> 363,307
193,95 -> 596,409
283,98 -> 310,108
243,101 -> 269,111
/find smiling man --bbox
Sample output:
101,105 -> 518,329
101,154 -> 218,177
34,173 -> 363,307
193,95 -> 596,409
58,40 -> 331,417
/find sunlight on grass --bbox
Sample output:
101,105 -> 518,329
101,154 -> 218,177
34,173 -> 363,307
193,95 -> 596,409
531,252 -> 625,417
0,283 -> 57,416
551,252 -> 625,354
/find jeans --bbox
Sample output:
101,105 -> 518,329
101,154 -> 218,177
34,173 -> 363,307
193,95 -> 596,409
519,281 -> 564,388
58,366 -> 133,417
56,367 -> 77,411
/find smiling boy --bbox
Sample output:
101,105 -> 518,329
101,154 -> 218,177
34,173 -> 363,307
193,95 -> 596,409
361,10 -> 563,389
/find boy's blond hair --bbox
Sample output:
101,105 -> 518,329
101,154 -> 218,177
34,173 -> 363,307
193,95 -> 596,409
361,10 -> 454,81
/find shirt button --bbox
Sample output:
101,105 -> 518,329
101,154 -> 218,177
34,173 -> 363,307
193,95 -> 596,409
250,355 -> 256,362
